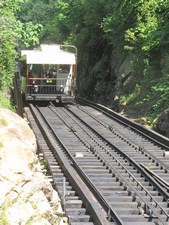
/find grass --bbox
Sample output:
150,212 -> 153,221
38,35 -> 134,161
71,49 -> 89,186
0,89 -> 15,111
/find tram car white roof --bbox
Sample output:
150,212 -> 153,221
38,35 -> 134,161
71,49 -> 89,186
21,44 -> 76,65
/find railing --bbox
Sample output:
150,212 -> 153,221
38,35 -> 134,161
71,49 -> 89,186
26,78 -> 75,96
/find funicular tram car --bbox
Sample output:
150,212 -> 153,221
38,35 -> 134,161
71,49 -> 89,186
20,44 -> 77,102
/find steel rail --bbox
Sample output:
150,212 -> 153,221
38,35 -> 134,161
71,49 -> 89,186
29,103 -> 110,225
50,104 -> 169,224
140,163 -> 169,191
48,105 -> 125,224
60,104 -> 169,222
75,97 -> 169,151
74,102 -> 169,172
64,104 -> 169,199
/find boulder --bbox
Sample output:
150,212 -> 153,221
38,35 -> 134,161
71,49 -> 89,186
0,108 -> 65,225
114,55 -> 132,81
153,108 -> 169,138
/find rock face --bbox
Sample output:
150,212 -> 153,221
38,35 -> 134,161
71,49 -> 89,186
153,108 -> 169,138
0,108 -> 64,225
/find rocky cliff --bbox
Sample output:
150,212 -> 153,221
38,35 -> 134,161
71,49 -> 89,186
0,108 -> 66,225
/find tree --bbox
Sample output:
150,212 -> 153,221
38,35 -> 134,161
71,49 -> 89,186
0,0 -> 43,89
18,0 -> 57,42
0,0 -> 21,88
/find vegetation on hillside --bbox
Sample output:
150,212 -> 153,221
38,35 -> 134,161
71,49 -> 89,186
0,0 -> 42,108
0,91 -> 15,111
0,0 -> 42,89
1,0 -> 169,127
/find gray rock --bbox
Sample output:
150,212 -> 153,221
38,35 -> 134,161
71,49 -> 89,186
153,108 -> 169,138
0,108 -> 65,225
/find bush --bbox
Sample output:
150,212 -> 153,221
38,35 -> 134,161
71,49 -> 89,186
0,90 -> 15,111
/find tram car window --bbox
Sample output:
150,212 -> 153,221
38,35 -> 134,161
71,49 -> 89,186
20,44 -> 77,102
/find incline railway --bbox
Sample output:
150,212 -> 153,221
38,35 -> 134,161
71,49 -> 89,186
25,98 -> 169,225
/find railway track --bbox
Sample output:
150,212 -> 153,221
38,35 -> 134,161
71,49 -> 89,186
25,98 -> 169,225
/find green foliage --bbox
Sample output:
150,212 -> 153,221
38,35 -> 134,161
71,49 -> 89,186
0,0 -> 43,91
0,0 -> 19,88
18,0 -> 59,42
16,21 -> 43,47
17,0 -> 169,76
162,57 -> 169,76
16,0 -> 169,128
102,0 -> 137,35
0,90 -> 15,111
156,0 -> 169,47
124,0 -> 159,52
151,79 -> 169,113
120,83 -> 141,104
